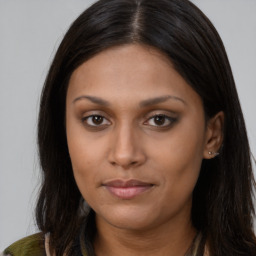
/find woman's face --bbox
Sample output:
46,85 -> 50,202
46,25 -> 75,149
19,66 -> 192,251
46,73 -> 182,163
66,44 -> 211,232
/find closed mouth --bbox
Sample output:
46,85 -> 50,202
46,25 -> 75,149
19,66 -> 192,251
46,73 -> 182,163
103,179 -> 154,199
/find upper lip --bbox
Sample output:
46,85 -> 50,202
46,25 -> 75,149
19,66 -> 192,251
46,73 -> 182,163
103,179 -> 153,188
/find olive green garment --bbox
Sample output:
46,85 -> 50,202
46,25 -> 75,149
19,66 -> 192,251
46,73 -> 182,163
3,233 -> 45,256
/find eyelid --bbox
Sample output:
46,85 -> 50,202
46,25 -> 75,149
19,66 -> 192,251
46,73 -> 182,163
81,111 -> 112,129
81,110 -> 111,120
83,115 -> 111,126
143,110 -> 177,120
143,111 -> 178,128
79,110 -> 178,129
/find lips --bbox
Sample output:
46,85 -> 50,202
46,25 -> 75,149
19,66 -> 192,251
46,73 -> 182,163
103,179 -> 154,200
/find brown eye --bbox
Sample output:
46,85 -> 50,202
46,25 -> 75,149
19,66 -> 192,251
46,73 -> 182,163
145,114 -> 177,127
154,115 -> 166,126
92,116 -> 103,125
83,115 -> 111,127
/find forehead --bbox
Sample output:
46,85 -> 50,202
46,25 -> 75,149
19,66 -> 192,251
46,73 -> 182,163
67,44 -> 201,108
69,44 -> 173,87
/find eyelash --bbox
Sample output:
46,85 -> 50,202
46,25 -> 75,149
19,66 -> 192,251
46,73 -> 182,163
82,115 -> 111,128
81,114 -> 177,129
144,114 -> 177,128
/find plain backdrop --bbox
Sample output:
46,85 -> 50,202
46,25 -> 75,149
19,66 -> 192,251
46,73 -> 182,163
0,0 -> 256,251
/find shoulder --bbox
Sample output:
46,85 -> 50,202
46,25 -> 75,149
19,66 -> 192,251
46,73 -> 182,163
2,233 -> 46,256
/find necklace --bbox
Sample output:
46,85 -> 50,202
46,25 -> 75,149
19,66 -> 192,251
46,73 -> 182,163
184,232 -> 205,256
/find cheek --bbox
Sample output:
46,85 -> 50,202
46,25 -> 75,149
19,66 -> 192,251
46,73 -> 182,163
172,111 -> 206,164
68,142 -> 102,207
66,121 -> 103,195
150,116 -> 205,198
152,123 -> 204,167
68,138 -> 101,168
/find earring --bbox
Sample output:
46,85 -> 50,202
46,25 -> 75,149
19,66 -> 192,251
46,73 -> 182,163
208,151 -> 220,157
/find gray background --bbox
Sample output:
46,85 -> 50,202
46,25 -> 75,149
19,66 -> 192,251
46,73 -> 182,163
0,0 -> 255,251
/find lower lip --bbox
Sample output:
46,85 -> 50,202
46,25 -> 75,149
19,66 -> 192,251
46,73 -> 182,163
105,186 -> 153,199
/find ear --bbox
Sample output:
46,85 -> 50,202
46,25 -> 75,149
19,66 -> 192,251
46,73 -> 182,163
203,111 -> 224,159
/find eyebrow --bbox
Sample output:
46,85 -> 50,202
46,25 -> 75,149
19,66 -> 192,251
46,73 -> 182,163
72,95 -> 186,106
139,95 -> 186,107
73,95 -> 110,106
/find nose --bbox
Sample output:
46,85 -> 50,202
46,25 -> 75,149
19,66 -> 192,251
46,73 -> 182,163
108,124 -> 146,169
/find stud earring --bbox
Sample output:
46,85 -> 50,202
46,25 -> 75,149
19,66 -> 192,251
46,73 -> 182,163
208,151 -> 220,157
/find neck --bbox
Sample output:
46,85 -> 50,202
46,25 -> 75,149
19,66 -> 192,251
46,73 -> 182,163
94,214 -> 196,256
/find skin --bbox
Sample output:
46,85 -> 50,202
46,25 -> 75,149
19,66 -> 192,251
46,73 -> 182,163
66,44 -> 223,256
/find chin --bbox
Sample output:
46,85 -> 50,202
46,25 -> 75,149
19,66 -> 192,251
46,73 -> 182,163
95,205 -> 163,231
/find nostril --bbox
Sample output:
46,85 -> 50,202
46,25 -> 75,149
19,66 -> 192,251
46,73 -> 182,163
110,161 -> 117,166
110,160 -> 138,168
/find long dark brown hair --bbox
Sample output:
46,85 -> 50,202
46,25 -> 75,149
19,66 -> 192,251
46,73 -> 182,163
36,0 -> 256,255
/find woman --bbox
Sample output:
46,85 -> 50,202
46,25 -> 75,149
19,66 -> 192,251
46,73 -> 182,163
3,0 -> 256,255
